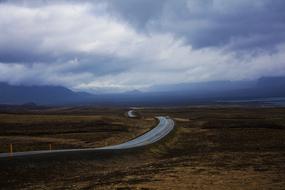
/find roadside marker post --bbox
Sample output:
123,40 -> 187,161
9,144 -> 13,155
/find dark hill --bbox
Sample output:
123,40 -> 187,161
0,76 -> 285,106
0,83 -> 93,105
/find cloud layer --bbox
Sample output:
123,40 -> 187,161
0,0 -> 285,92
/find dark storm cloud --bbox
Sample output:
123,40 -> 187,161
3,0 -> 284,50
0,0 -> 284,92
100,0 -> 285,50
102,0 -> 166,29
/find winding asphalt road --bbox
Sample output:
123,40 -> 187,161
127,110 -> 137,118
0,116 -> 174,159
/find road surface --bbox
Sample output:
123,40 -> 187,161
97,116 -> 174,150
127,110 -> 137,118
0,116 -> 174,159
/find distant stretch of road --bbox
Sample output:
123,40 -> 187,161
127,110 -> 137,118
0,116 -> 174,159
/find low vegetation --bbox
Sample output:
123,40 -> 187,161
1,106 -> 285,189
0,107 -> 155,153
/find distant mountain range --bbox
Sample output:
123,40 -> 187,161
0,83 -> 93,105
0,76 -> 285,106
147,76 -> 285,100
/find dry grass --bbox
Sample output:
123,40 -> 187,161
0,109 -> 155,153
1,107 -> 285,189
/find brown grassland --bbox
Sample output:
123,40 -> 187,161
0,106 -> 285,189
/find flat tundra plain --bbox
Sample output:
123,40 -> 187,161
0,106 -> 285,189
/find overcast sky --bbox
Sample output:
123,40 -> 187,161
0,0 -> 285,92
